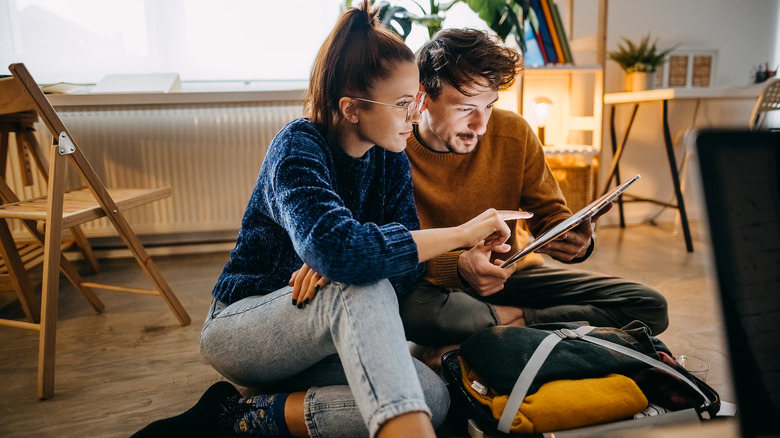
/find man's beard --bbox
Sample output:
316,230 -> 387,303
444,132 -> 480,154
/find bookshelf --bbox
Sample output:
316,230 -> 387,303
497,67 -> 604,153
530,65 -> 603,210
496,0 -> 609,209
518,65 -> 603,155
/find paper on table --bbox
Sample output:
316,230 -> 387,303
89,73 -> 181,94
40,82 -> 91,95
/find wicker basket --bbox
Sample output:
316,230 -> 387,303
546,154 -> 593,212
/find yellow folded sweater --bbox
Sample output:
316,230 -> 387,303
460,357 -> 648,434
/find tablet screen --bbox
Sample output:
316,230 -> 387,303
499,174 -> 640,268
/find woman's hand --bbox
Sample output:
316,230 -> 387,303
411,209 -> 532,263
289,263 -> 329,309
459,209 -> 533,248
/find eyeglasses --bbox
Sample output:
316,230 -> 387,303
352,91 -> 425,122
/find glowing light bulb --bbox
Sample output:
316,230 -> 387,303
532,97 -> 552,146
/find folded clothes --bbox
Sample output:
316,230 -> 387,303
460,356 -> 648,435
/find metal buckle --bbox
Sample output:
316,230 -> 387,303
554,328 -> 581,339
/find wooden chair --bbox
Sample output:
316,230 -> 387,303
0,110 -> 101,270
749,77 -> 780,130
0,63 -> 190,399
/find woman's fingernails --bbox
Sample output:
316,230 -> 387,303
292,299 -> 297,306
315,285 -> 320,292
297,302 -> 303,309
303,298 -> 310,304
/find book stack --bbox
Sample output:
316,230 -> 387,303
523,0 -> 573,66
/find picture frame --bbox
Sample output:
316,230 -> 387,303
653,49 -> 717,89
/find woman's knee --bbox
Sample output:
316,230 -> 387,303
338,278 -> 398,308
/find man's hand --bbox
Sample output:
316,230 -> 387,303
537,203 -> 613,262
458,241 -> 517,296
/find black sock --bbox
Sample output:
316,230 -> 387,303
131,381 -> 241,438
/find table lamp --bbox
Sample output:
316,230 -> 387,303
533,96 -> 552,145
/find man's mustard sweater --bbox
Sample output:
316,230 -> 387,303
406,109 -> 571,288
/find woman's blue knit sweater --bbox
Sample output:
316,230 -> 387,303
212,118 -> 425,305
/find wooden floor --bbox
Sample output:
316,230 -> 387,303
0,221 -> 735,437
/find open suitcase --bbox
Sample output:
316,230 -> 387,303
440,322 -> 721,437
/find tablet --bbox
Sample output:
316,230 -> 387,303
500,174 -> 641,268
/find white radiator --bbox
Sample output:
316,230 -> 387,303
4,101 -> 303,245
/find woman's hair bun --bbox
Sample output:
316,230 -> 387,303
348,0 -> 378,33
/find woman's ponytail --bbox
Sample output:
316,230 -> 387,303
305,0 -> 414,141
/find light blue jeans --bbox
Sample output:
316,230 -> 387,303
200,279 -> 449,438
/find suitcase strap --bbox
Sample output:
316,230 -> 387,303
497,326 -> 712,433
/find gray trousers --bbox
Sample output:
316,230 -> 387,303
201,280 -> 449,438
399,266 -> 669,346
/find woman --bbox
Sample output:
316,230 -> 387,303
133,2 -> 527,437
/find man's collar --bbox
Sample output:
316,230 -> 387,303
413,124 -> 447,153
412,124 -> 426,147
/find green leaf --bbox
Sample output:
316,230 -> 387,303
460,0 -> 529,49
373,0 -> 529,50
608,33 -> 678,73
375,1 -> 414,40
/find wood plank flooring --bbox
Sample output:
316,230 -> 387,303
0,221 -> 734,437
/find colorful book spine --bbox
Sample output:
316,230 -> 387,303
522,15 -> 546,66
540,0 -> 565,63
526,7 -> 548,64
529,0 -> 557,64
550,1 -> 573,63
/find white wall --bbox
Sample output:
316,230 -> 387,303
573,0 -> 779,226
606,0 -> 778,91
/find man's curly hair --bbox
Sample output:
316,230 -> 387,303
416,29 -> 523,100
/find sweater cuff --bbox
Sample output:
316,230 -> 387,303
423,250 -> 468,289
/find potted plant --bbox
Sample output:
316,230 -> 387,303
608,34 -> 677,91
366,0 -> 529,52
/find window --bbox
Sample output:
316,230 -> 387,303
0,0 -> 343,84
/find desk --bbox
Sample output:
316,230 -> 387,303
603,87 -> 761,252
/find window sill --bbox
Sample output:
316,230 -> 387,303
47,80 -> 308,107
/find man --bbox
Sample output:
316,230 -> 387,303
400,29 -> 668,367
